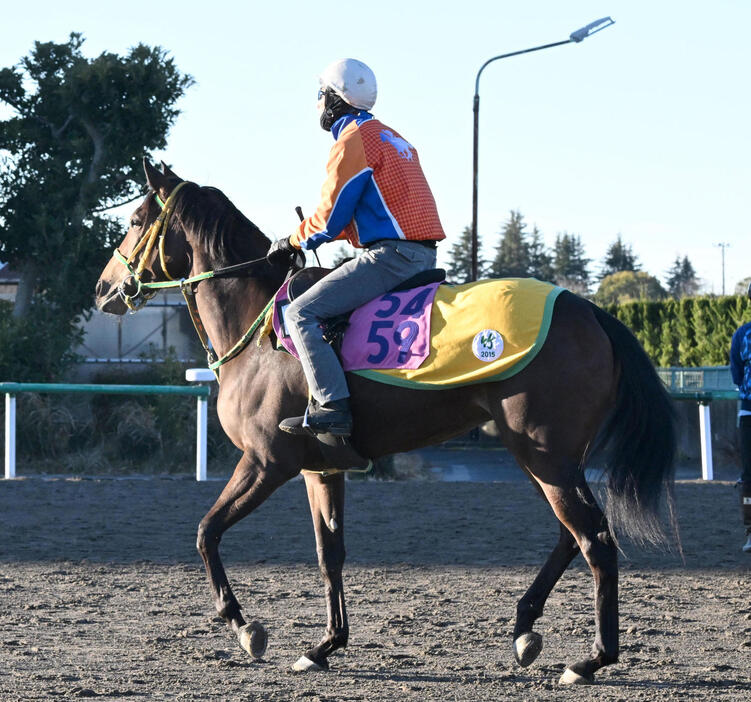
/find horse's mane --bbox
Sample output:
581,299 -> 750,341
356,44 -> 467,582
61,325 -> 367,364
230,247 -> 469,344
172,182 -> 271,269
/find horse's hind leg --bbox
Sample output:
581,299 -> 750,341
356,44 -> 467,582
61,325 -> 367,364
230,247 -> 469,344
196,451 -> 290,658
539,478 -> 618,684
293,471 -> 348,672
512,520 -> 580,667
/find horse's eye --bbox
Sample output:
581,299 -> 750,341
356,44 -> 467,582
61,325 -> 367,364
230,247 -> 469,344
130,218 -> 142,228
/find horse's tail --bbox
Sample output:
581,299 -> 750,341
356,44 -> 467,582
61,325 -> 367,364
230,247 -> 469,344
590,303 -> 678,547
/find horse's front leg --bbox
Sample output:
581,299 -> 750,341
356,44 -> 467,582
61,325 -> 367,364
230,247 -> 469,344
196,451 -> 291,658
293,470 -> 348,672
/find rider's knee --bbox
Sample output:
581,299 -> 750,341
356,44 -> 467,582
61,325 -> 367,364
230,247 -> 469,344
285,298 -> 306,325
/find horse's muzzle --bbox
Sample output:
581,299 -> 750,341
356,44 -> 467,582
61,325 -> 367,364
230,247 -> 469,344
95,278 -> 110,300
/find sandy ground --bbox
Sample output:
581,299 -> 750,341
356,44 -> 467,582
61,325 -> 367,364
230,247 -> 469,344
1,474 -> 750,701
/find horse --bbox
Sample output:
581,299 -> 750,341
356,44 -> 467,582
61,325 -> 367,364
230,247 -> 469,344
94,159 -> 677,684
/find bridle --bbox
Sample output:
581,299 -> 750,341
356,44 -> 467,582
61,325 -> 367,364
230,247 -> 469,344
113,182 -> 194,310
110,181 -> 280,379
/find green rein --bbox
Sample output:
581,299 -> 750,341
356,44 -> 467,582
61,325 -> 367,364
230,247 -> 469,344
111,182 -> 272,381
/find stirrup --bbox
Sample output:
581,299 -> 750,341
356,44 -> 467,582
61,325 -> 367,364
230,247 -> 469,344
279,401 -> 352,437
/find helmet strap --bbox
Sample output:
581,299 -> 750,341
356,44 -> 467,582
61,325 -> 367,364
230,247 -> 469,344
320,88 -> 358,131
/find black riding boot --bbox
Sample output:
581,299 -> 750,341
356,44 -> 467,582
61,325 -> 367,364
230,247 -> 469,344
279,398 -> 353,437
741,481 -> 751,554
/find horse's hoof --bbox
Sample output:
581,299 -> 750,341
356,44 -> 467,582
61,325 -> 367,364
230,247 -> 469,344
292,655 -> 328,672
513,631 -> 543,667
238,621 -> 267,659
559,667 -> 594,685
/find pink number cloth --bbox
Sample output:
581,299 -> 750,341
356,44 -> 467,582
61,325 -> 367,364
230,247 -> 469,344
272,281 -> 440,372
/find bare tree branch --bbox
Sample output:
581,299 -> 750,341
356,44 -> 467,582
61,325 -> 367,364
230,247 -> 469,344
50,113 -> 74,140
77,114 -> 105,186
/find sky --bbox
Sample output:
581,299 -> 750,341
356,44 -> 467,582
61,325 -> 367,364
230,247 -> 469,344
2,0 -> 749,294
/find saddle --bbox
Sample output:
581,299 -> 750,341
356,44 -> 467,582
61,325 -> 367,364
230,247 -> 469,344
287,266 -> 446,346
282,266 -> 445,472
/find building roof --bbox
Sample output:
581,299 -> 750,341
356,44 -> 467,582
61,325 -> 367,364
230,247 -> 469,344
0,263 -> 19,283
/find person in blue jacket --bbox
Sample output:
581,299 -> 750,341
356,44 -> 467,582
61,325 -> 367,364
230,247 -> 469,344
730,281 -> 751,553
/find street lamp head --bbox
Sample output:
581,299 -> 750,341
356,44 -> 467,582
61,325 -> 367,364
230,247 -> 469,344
570,17 -> 615,43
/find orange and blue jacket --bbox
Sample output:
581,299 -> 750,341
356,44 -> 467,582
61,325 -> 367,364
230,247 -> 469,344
290,113 -> 445,251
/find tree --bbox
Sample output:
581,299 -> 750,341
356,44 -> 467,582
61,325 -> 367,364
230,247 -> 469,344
329,243 -> 357,268
445,226 -> 486,283
491,210 -> 530,278
527,226 -> 554,282
735,276 -> 751,296
594,270 -> 667,306
665,255 -> 699,298
552,232 -> 591,294
0,33 -> 192,379
599,235 -> 641,280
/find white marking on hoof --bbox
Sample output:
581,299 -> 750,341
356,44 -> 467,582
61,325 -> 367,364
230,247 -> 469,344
513,631 -> 543,667
292,655 -> 325,672
328,518 -> 338,532
238,621 -> 267,659
559,668 -> 593,685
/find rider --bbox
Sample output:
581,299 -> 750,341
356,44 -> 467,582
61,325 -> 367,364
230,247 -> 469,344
730,281 -> 751,553
267,58 -> 445,438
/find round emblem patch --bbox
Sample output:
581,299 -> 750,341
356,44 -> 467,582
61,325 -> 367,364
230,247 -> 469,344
472,329 -> 504,362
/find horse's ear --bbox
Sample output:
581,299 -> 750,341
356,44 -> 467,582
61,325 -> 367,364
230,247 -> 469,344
160,161 -> 180,179
143,157 -> 170,200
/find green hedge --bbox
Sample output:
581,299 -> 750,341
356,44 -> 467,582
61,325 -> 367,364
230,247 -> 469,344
603,295 -> 751,367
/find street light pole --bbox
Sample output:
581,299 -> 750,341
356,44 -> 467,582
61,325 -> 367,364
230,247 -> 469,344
471,17 -> 615,281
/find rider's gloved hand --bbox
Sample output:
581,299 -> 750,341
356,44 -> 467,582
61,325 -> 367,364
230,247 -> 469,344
266,236 -> 298,263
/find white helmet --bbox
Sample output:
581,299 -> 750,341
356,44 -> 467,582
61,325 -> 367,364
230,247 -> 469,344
319,58 -> 377,111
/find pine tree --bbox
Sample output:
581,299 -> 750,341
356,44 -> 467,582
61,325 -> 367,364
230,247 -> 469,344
666,255 -> 699,298
445,226 -> 485,283
552,232 -> 591,293
527,226 -> 554,282
599,235 -> 640,280
491,210 -> 530,278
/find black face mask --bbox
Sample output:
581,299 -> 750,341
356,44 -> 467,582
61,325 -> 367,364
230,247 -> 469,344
320,88 -> 358,132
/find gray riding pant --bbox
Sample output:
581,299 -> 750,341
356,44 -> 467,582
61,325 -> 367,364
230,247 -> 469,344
286,239 -> 437,405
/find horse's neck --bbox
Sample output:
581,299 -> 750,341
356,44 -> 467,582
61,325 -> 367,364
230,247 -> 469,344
191,257 -> 282,364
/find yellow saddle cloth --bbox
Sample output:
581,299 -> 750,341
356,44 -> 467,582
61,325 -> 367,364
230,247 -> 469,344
352,278 -> 563,389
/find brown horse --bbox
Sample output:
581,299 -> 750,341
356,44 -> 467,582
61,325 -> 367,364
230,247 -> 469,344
95,160 -> 676,684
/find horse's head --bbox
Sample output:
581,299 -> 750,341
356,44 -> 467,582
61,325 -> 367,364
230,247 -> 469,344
95,159 -> 193,315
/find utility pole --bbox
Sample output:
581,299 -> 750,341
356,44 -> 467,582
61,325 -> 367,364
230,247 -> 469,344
714,242 -> 730,295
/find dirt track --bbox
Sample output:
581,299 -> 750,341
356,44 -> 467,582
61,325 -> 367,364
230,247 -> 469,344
1,476 -> 750,701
